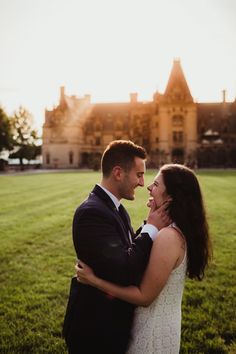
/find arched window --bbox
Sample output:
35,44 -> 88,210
172,148 -> 184,163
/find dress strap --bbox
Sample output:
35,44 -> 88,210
168,223 -> 187,265
168,222 -> 185,240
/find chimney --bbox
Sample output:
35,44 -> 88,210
84,94 -> 91,103
222,89 -> 226,103
130,92 -> 138,103
60,86 -> 65,104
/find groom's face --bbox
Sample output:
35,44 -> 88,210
119,157 -> 146,200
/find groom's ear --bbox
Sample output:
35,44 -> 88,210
112,166 -> 123,181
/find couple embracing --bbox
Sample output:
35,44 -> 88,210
63,140 -> 211,354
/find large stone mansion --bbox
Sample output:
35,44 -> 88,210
42,60 -> 236,168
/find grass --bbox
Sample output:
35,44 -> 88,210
0,169 -> 236,353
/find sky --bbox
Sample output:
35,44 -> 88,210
0,0 -> 236,134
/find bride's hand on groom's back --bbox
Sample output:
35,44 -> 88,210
75,260 -> 96,285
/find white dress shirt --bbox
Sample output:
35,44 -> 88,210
97,184 -> 158,241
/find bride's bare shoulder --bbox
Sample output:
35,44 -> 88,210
155,226 -> 184,247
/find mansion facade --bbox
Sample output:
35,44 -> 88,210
42,60 -> 236,169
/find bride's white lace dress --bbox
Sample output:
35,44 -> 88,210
127,225 -> 187,354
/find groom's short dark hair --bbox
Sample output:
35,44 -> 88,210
101,140 -> 146,177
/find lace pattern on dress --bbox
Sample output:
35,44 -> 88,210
127,224 -> 187,354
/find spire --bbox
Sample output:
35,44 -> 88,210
164,59 -> 193,102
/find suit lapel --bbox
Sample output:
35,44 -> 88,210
91,184 -> 117,210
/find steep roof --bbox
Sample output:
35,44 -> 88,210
164,59 -> 193,102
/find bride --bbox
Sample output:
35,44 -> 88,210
76,164 -> 212,353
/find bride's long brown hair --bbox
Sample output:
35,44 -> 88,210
160,164 -> 212,280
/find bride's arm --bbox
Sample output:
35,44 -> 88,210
77,228 -> 181,306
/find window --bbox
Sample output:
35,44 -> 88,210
116,122 -> 122,130
95,122 -> 102,131
69,151 -> 74,164
223,125 -> 228,134
95,137 -> 101,145
104,119 -> 113,130
86,122 -> 93,133
46,153 -> 50,164
200,126 -> 205,135
173,131 -> 183,143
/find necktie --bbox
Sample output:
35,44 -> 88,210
118,204 -> 128,231
118,205 -> 133,244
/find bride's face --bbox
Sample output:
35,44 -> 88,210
147,172 -> 168,208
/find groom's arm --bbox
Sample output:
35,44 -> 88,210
73,207 -> 155,287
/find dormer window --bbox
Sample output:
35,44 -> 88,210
172,115 -> 184,126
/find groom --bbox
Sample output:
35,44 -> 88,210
63,140 -> 166,354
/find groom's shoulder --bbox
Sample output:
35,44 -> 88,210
74,193 -> 113,218
75,194 -> 99,213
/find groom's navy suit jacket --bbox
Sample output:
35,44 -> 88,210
64,184 -> 152,354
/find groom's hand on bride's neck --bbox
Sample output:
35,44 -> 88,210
147,200 -> 172,230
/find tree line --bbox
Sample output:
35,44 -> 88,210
0,106 -> 41,170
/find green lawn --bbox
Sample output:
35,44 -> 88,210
0,170 -> 236,353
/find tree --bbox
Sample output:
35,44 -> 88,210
0,107 -> 13,153
9,106 -> 40,169
9,145 -> 41,163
